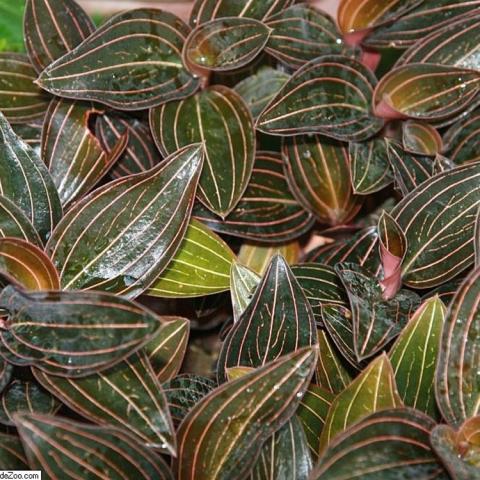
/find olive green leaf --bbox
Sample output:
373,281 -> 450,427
265,4 -> 353,68
0,357 -> 12,395
291,263 -> 349,327
234,67 -> 290,119
374,64 -> 480,121
174,346 -> 317,480
34,350 -> 176,454
392,162 -> 480,288
297,384 -> 335,462
313,408 -> 448,480
402,120 -> 443,156
0,0 -> 26,53
0,195 -> 42,247
230,262 -> 260,322
436,267 -> 480,426
217,255 -> 317,382
250,416 -> 312,480
24,0 -> 95,73
184,18 -> 270,71
0,285 -> 162,377
37,9 -> 199,110
389,297 -> 446,418
350,137 -> 394,195
162,374 -> 216,427
0,112 -> 62,242
194,152 -> 314,243
15,413 -> 174,479
190,0 -> 294,25
46,143 -> 204,298
336,263 -> 420,362
96,113 -> 162,179
0,53 -> 50,123
318,354 -> 403,452
150,86 -> 255,218
364,0 -> 480,49
225,366 -> 254,381
316,330 -> 352,395
0,237 -> 60,290
0,379 -> 59,426
283,135 -> 362,225
144,317 -> 190,382
431,417 -> 480,479
257,55 -> 384,142
147,220 -> 235,298
42,98 -> 127,206
238,241 -> 300,275
443,108 -> 480,165
0,433 -> 29,470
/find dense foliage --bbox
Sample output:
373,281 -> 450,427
0,0 -> 479,478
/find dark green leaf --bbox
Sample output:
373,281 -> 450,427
443,108 -> 480,164
150,85 -> 255,218
230,261 -> 260,322
0,357 -> 12,395
402,120 -> 442,156
15,413 -> 174,479
174,346 -> 317,480
0,433 -> 29,470
0,285 -> 161,377
257,55 -> 384,142
24,0 -> 95,73
217,255 -> 317,382
11,122 -> 42,155
283,134 -> 362,225
46,143 -> 204,298
34,351 -> 176,454
0,112 -> 62,241
194,151 -> 314,243
37,9 -> 199,110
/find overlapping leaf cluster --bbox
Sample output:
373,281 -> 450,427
0,0 -> 479,478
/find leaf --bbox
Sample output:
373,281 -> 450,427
373,64 -> 480,121
336,263 -> 420,362
226,366 -> 254,381
42,98 -> 127,206
46,143 -> 204,298
436,267 -> 480,426
15,413 -> 174,479
24,0 -> 95,73
313,408 -> 448,480
0,195 -> 42,247
350,137 -> 394,195
0,379 -> 59,426
0,53 -> 49,123
0,285 -> 162,377
238,240 -> 300,275
389,297 -> 446,418
96,113 -> 162,179
190,0 -> 294,25
402,121 -> 442,156
34,350 -> 176,454
257,55 -> 384,142
162,374 -> 216,426
174,346 -> 317,480
217,255 -> 317,382
230,261 -> 260,322
265,4 -> 352,68
318,354 -> 403,452
291,263 -> 349,327
433,153 -> 455,174
431,418 -> 480,479
316,330 -> 352,395
11,122 -> 42,155
147,220 -> 235,298
0,112 -> 62,242
144,317 -> 190,382
297,384 -> 335,462
250,416 -> 312,480
150,85 -> 255,218
0,356 -> 12,395
184,18 -> 270,71
0,237 -> 59,290
0,433 -> 29,470
234,67 -> 290,119
392,162 -> 480,288
37,9 -> 199,110
194,151 -> 314,243
283,134 -> 362,225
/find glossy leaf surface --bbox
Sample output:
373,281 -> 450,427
230,262 -> 260,322
0,433 -> 29,469
238,241 -> 300,275
443,108 -> 480,165
402,121 -> 442,156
